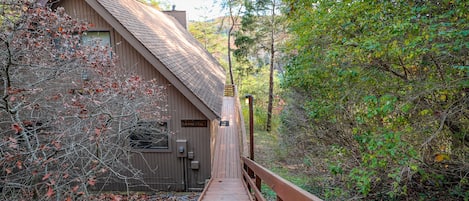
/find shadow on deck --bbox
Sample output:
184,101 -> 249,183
198,96 -> 252,201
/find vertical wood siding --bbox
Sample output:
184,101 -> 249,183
57,0 -> 111,30
58,0 -> 214,191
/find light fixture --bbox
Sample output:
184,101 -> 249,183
245,94 -> 252,105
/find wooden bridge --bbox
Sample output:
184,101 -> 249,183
199,86 -> 323,201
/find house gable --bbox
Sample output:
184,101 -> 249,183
55,0 -> 220,191
83,0 -> 225,120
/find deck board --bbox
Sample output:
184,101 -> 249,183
199,97 -> 251,201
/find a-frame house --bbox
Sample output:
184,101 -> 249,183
55,0 -> 226,191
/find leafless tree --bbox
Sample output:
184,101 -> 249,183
0,1 -> 167,200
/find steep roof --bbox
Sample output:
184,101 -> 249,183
85,0 -> 226,119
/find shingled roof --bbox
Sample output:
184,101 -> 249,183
85,0 -> 226,119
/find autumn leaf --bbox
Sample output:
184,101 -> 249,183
42,173 -> 52,181
111,82 -> 118,88
146,89 -> 153,95
88,177 -> 96,186
11,123 -> 23,133
16,161 -> 22,169
7,87 -> 25,95
72,185 -> 79,193
110,194 -> 122,201
100,168 -> 108,173
52,141 -> 62,150
8,137 -> 18,149
23,120 -> 33,126
46,186 -> 54,198
434,153 -> 450,162
94,128 -> 101,136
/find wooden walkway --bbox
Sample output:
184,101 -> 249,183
199,97 -> 252,201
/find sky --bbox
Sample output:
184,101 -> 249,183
165,0 -> 225,21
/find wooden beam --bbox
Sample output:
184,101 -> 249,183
242,169 -> 266,201
242,157 -> 323,201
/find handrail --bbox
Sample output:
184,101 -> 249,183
241,157 -> 323,201
233,85 -> 249,157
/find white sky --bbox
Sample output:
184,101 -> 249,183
165,0 -> 224,21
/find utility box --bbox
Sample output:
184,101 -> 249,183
190,161 -> 199,170
176,139 -> 187,158
188,151 -> 194,160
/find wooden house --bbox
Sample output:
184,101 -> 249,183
54,0 -> 226,191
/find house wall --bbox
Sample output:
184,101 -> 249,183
58,0 -> 213,191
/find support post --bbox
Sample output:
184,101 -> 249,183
245,94 -> 254,161
245,94 -> 255,179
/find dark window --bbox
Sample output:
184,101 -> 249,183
129,121 -> 169,149
82,31 -> 111,46
81,31 -> 112,58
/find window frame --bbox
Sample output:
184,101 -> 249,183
128,121 -> 172,152
81,30 -> 113,58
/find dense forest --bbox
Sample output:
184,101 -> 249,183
0,0 -> 465,200
190,0 -> 468,200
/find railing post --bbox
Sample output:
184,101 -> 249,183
244,94 -> 254,161
243,163 -> 252,191
244,94 -> 255,179
256,176 -> 262,192
242,156 -> 323,201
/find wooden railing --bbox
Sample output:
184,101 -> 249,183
233,85 -> 249,158
228,84 -> 322,201
241,157 -> 323,201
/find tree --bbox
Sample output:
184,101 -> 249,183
0,1 -> 167,200
189,19 -> 227,63
136,0 -> 165,10
234,0 -> 285,132
282,0 -> 468,199
221,0 -> 244,85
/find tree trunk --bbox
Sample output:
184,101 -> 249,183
266,0 -> 276,132
227,1 -> 235,85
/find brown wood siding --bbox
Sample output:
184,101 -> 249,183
130,153 -> 184,190
210,120 -> 219,165
59,0 -> 213,191
57,0 -> 111,30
